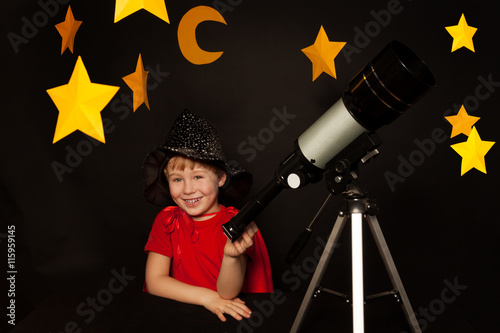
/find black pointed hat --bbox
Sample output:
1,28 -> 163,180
143,110 -> 252,207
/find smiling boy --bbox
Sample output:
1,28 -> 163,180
142,110 -> 273,322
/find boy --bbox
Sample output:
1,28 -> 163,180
142,110 -> 273,322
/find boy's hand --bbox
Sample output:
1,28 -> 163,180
202,293 -> 252,322
223,222 -> 258,258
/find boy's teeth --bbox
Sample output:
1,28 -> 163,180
186,198 -> 200,204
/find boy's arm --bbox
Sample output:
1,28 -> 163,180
217,222 -> 258,299
145,252 -> 251,321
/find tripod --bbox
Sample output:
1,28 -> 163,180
289,183 -> 422,333
283,132 -> 421,332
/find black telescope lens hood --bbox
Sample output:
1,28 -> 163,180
344,40 -> 436,130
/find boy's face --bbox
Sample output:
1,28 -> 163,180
166,161 -> 226,221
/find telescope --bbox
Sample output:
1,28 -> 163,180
223,40 -> 435,241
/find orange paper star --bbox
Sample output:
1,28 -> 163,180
445,105 -> 480,138
302,26 -> 346,81
451,127 -> 495,175
55,5 -> 82,55
47,56 -> 120,143
122,54 -> 150,112
114,0 -> 169,23
445,13 -> 477,52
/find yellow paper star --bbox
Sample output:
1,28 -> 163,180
451,127 -> 495,175
302,26 -> 346,81
55,5 -> 82,55
445,13 -> 477,52
114,0 -> 169,23
445,105 -> 480,138
123,54 -> 150,112
47,56 -> 120,144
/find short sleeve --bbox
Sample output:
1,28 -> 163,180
144,207 -> 176,258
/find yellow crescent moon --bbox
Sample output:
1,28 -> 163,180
177,6 -> 227,65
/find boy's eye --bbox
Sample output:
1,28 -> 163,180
171,178 -> 182,182
194,175 -> 203,180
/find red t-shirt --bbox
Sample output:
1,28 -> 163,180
144,205 -> 273,293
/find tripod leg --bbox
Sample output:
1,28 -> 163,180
366,215 -> 422,333
290,213 -> 348,333
351,212 -> 365,333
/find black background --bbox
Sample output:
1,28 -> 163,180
2,0 -> 499,332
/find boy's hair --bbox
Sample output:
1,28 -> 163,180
164,155 -> 225,179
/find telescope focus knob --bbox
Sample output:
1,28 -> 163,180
287,173 -> 304,189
